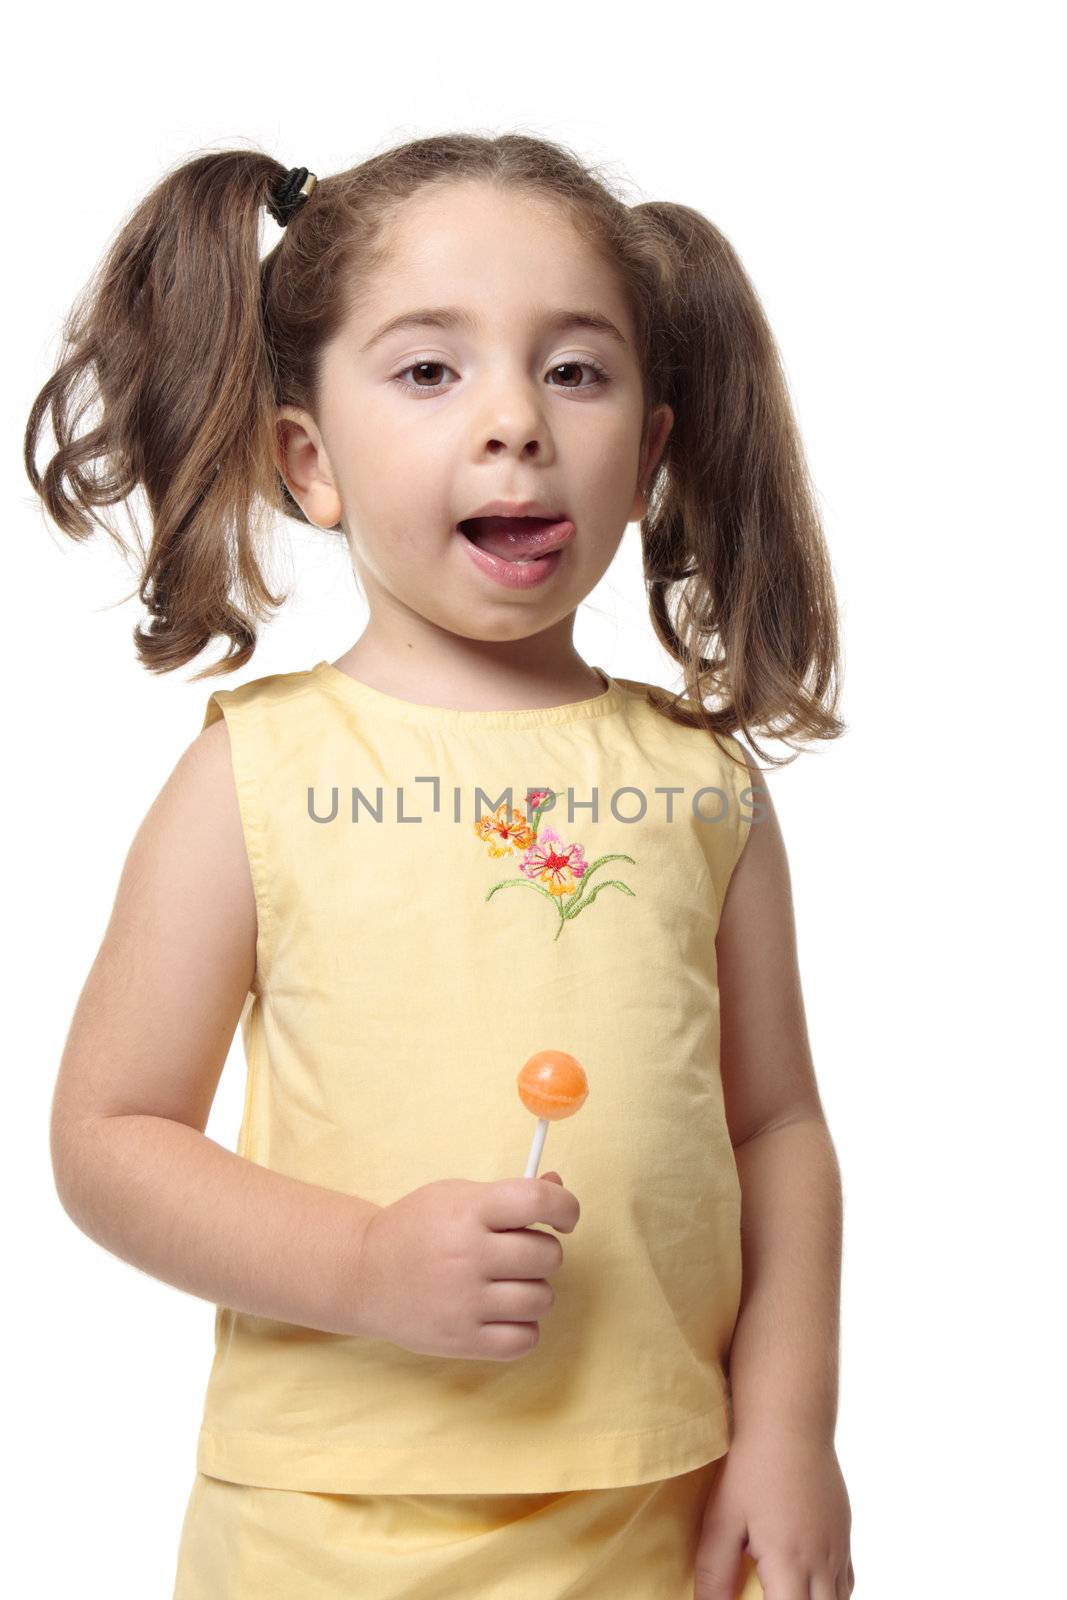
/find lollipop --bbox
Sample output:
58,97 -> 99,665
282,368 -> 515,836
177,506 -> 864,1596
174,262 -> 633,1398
518,1050 -> 589,1178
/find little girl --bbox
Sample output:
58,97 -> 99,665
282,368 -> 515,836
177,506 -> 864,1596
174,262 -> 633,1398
27,133 -> 855,1599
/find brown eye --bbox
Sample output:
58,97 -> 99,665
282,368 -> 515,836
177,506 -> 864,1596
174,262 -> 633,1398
392,359 -> 455,396
408,361 -> 446,386
548,360 -> 609,389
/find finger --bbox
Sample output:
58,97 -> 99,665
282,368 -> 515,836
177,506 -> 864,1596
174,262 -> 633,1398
481,1277 -> 554,1321
750,1561 -> 810,1599
486,1225 -> 564,1280
483,1176 -> 579,1233
812,1569 -> 840,1600
693,1542 -> 744,1599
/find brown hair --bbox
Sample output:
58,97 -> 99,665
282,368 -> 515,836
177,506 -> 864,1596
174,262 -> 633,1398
23,132 -> 844,765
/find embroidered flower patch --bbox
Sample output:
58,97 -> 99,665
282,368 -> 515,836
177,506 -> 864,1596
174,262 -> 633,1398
473,788 -> 636,942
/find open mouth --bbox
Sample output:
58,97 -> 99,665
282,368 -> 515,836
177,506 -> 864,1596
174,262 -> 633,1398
457,515 -> 573,564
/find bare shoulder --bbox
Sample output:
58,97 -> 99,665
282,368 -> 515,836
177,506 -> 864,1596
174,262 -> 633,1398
724,744 -> 787,904
108,714 -> 254,942
51,712 -> 258,1152
169,710 -> 239,807
715,748 -> 825,1144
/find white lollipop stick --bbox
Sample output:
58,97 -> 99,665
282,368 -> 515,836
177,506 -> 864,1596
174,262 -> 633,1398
524,1116 -> 550,1178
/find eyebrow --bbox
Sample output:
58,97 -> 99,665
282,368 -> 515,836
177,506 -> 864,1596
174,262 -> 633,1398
358,305 -> 630,355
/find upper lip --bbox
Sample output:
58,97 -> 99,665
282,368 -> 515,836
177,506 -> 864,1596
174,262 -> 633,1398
458,500 -> 568,524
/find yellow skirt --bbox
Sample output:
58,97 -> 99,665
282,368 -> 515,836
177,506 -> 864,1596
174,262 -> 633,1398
171,1452 -> 763,1598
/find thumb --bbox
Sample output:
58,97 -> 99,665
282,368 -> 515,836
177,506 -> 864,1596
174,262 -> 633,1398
542,1170 -> 562,1184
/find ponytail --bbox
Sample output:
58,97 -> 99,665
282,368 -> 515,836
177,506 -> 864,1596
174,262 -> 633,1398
24,150 -> 297,677
628,200 -> 844,763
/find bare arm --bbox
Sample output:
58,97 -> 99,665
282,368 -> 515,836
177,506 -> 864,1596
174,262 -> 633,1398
716,760 -> 843,1443
50,715 -> 380,1337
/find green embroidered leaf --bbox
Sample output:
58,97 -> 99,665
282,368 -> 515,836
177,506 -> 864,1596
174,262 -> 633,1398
565,853 -> 636,910
485,878 -> 559,906
563,878 -> 636,918
526,788 -> 561,842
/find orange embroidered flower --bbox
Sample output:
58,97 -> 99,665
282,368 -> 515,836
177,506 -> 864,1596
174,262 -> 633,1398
473,802 -> 535,860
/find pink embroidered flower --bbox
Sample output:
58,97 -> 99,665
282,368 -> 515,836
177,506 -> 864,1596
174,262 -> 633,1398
473,803 -> 535,860
525,787 -> 552,811
519,826 -> 589,898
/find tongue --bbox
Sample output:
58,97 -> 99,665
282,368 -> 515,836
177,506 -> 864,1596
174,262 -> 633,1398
460,516 -> 559,560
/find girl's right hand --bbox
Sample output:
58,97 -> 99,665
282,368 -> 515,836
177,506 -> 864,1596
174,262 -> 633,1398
349,1172 -> 580,1361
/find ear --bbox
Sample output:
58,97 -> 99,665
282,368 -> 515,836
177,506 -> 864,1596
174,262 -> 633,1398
275,405 -> 344,529
629,403 -> 674,522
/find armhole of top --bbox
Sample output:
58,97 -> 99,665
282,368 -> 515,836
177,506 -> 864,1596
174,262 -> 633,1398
202,690 -> 274,991
713,731 -> 756,913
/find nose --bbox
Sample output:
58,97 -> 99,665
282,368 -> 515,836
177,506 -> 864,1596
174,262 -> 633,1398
486,433 -> 539,458
475,372 -> 551,458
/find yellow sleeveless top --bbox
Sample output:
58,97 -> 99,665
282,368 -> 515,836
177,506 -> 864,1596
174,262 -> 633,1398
194,661 -> 754,1493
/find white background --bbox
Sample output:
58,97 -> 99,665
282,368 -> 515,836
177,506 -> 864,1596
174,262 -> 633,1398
6,3 -> 1063,1594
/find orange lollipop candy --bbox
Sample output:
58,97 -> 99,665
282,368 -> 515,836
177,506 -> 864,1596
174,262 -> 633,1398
518,1050 -> 589,1177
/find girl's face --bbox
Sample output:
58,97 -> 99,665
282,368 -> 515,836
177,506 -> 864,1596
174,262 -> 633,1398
278,180 -> 673,645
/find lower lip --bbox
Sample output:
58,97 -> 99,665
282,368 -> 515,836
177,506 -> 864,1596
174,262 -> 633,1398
457,523 -> 575,589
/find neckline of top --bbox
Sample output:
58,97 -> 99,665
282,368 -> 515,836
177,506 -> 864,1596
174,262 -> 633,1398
311,660 -> 630,728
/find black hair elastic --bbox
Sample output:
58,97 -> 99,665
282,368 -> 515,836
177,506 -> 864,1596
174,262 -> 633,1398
267,166 -> 317,227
